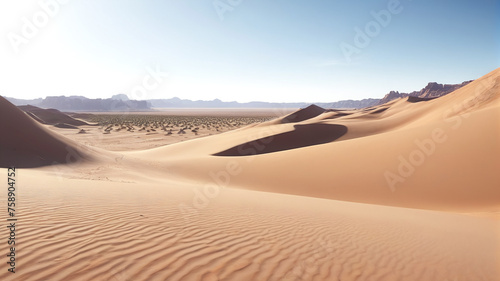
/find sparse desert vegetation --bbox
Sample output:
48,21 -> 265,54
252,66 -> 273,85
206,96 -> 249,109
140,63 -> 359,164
1,0 -> 497,279
86,114 -> 273,135
54,112 -> 276,151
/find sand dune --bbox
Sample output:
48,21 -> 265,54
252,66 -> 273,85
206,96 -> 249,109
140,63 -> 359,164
0,97 -> 96,168
281,104 -> 326,123
214,124 -> 347,156
132,68 -> 500,211
0,170 -> 497,281
0,69 -> 499,280
18,105 -> 89,126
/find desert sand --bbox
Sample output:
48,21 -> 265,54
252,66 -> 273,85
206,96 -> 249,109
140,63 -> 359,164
0,69 -> 499,280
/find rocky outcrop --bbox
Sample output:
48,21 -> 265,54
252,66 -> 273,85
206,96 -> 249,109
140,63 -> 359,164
377,91 -> 409,105
378,80 -> 473,105
415,81 -> 472,98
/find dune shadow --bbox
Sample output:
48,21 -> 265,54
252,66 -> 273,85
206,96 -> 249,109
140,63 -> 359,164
369,107 -> 389,114
407,96 -> 437,103
214,123 -> 347,156
324,111 -> 352,119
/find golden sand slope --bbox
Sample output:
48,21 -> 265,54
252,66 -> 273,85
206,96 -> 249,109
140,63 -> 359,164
0,170 -> 497,281
132,68 -> 500,212
0,69 -> 499,281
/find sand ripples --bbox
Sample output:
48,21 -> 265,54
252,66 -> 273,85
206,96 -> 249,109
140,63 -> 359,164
2,183 -> 496,281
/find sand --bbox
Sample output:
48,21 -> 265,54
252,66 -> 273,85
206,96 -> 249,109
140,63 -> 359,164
0,68 -> 499,280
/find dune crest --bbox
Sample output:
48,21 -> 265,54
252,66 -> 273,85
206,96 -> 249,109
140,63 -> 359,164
133,68 -> 500,211
214,124 -> 347,156
1,69 -> 499,281
0,96 -> 92,168
18,105 -> 89,126
280,104 -> 326,123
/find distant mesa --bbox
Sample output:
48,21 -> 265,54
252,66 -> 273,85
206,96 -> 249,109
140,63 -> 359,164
0,96 -> 90,168
111,93 -> 130,101
378,91 -> 407,105
7,96 -> 149,111
149,97 -> 379,110
214,123 -> 347,156
5,97 -> 43,106
5,95 -> 380,111
38,96 -> 149,111
418,81 -> 473,98
3,79 -> 474,112
281,104 -> 326,123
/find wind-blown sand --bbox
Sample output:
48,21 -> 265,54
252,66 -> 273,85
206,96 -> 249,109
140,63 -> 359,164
0,69 -> 499,280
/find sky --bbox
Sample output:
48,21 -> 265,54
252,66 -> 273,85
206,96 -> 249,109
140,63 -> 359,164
0,0 -> 498,103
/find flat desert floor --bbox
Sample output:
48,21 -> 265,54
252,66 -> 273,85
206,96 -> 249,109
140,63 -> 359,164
0,69 -> 499,280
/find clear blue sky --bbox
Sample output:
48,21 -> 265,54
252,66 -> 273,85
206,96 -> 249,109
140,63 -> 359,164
0,0 -> 498,102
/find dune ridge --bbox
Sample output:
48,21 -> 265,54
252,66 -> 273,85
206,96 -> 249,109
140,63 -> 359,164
214,124 -> 347,156
0,69 -> 499,280
18,105 -> 89,126
281,104 -> 326,123
0,96 -> 96,168
132,68 -> 500,211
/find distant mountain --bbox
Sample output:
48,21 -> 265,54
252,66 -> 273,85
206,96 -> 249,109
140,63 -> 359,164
39,96 -> 150,111
5,97 -> 43,105
377,80 -> 473,105
6,96 -> 149,111
111,94 -> 130,101
3,79 -> 473,111
317,99 -> 379,109
148,97 -> 379,109
377,91 -> 408,105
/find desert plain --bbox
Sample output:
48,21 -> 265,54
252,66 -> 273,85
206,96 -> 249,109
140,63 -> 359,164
0,69 -> 499,281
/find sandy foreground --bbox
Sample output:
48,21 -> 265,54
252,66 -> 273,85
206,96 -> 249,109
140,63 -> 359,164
0,69 -> 499,280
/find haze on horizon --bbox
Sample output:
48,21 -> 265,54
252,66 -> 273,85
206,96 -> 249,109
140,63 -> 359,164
0,0 -> 498,103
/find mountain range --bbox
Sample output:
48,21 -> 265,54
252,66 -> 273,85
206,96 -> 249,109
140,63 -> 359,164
377,80 -> 473,105
3,79 -> 472,111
